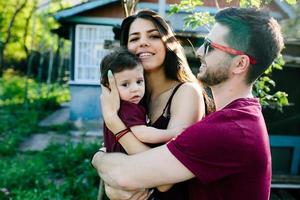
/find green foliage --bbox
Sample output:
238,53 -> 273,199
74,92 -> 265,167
0,74 -> 100,199
239,0 -> 262,8
284,0 -> 297,4
0,107 -> 40,155
169,0 -> 214,30
0,0 -> 71,62
0,69 -> 70,107
171,0 -> 290,111
184,12 -> 215,30
0,69 -> 70,155
0,142 -> 100,200
253,56 -> 289,111
280,1 -> 300,38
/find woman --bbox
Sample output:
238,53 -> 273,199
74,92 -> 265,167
101,10 -> 207,199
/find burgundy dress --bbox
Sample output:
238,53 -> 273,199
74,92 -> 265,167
150,83 -> 189,200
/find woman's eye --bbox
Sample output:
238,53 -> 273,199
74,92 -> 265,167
150,35 -> 161,39
129,37 -> 138,42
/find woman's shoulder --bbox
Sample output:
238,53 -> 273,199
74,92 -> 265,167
176,82 -> 202,96
169,82 -> 203,106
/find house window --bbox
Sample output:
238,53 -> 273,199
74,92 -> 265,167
74,24 -> 114,84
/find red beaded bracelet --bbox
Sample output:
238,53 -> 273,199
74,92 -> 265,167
115,127 -> 131,141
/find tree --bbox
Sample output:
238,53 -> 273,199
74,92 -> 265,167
122,0 -> 139,17
0,0 -> 28,76
280,1 -> 300,39
170,0 -> 294,111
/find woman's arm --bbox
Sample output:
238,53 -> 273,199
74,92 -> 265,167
167,82 -> 205,129
156,82 -> 205,192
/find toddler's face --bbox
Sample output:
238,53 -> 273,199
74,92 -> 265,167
114,64 -> 145,104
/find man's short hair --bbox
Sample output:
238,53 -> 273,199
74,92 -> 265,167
215,7 -> 284,84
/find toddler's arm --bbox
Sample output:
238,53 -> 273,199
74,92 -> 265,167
130,125 -> 186,143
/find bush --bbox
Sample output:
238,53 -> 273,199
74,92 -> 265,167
0,69 -> 70,109
0,142 -> 100,200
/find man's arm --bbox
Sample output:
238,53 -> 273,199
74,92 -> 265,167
92,144 -> 195,191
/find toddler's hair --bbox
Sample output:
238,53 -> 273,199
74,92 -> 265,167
100,48 -> 141,87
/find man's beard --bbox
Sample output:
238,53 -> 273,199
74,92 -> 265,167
198,65 -> 230,87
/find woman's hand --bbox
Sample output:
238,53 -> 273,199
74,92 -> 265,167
100,70 -> 120,129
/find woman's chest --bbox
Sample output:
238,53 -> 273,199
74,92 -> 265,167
148,94 -> 170,124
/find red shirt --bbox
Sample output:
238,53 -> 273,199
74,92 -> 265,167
103,100 -> 147,153
167,98 -> 271,200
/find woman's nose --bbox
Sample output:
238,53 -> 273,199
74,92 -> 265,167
139,36 -> 150,47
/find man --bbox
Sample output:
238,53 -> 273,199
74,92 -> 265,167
92,7 -> 284,200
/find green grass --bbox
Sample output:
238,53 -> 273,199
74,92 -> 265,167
0,71 -> 102,199
0,142 -> 100,200
0,104 -> 102,199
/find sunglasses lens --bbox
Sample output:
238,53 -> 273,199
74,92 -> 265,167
204,40 -> 213,55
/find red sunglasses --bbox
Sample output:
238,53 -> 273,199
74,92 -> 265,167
203,38 -> 257,65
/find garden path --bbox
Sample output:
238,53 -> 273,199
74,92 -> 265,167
19,105 -> 103,152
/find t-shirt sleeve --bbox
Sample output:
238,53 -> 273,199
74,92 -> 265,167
167,111 -> 249,184
118,101 -> 147,128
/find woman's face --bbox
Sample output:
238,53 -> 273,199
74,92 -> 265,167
127,18 -> 166,72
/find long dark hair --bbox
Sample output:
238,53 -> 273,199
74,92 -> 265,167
120,9 -> 196,83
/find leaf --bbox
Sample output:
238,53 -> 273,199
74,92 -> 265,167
284,0 -> 297,5
239,0 -> 261,8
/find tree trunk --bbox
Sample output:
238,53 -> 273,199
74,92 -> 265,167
0,42 -> 4,77
214,0 -> 220,10
56,38 -> 65,84
121,0 -> 139,17
22,0 -> 37,58
47,47 -> 54,84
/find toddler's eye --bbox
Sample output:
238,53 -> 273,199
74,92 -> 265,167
137,80 -> 144,85
121,83 -> 129,87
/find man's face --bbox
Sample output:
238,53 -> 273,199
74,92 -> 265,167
196,23 -> 233,87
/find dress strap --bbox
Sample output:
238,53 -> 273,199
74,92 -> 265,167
162,83 -> 184,117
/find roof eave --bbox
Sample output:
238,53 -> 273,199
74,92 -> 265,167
54,0 -> 118,21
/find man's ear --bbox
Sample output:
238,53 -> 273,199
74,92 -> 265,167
232,55 -> 250,75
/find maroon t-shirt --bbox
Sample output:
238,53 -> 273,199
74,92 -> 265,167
167,98 -> 271,200
103,100 -> 147,153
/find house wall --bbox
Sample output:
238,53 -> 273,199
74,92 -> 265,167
70,84 -> 102,120
78,3 -> 125,18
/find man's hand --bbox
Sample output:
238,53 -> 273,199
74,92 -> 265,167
105,184 -> 153,200
92,151 -> 104,177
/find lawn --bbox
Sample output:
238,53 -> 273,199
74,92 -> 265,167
0,71 -> 102,199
